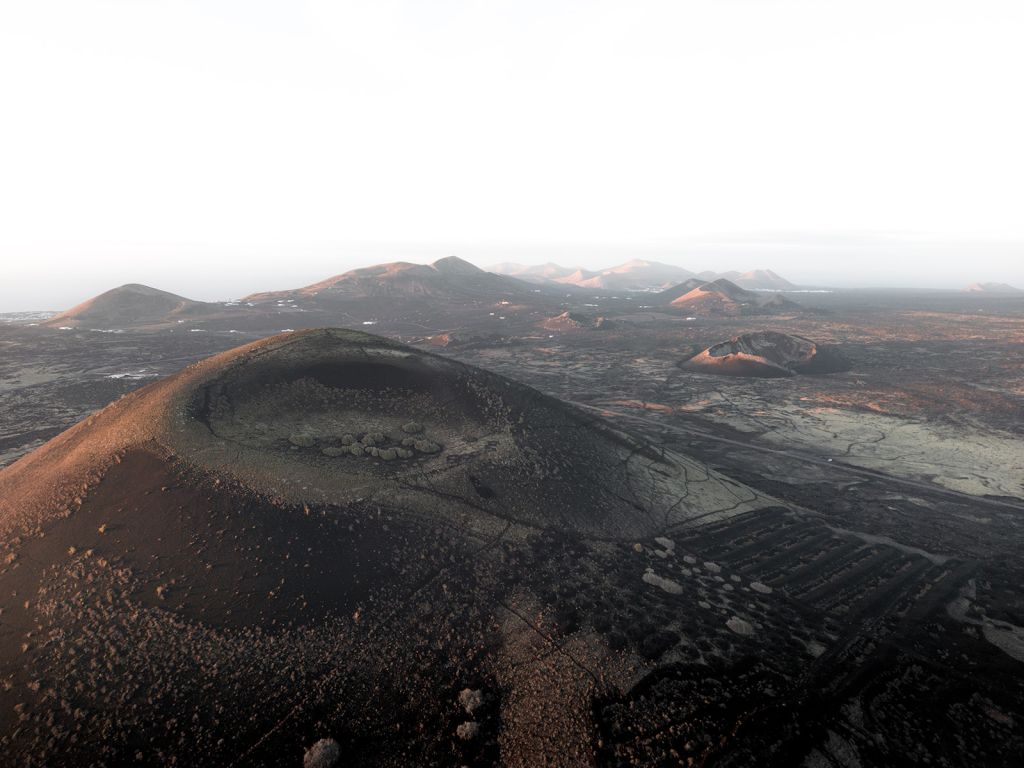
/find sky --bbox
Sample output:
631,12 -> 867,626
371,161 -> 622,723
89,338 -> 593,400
1,0 -> 1023,309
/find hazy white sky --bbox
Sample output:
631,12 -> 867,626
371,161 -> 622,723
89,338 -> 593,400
1,1 -> 1023,308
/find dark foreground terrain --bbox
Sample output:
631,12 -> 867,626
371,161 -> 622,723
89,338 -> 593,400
1,286 -> 1023,766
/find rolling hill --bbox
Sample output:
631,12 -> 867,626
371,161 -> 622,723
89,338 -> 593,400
44,284 -> 213,328
247,256 -> 537,303
670,279 -> 801,315
965,282 -> 1022,295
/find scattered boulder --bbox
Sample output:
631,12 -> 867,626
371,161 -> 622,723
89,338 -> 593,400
456,721 -> 480,741
303,738 -> 341,768
458,688 -> 484,715
321,447 -> 347,457
654,536 -> 675,552
726,616 -> 754,636
642,568 -> 684,595
289,434 -> 316,448
401,421 -> 424,434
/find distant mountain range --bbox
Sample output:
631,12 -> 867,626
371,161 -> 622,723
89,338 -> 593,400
489,262 -> 579,282
491,259 -> 696,291
50,256 -> 1020,332
41,257 -> 810,330
491,260 -> 798,291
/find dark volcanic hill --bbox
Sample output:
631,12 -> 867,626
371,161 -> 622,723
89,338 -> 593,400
732,269 -> 797,290
964,282 -> 1023,295
540,311 -> 615,331
246,256 -> 536,303
691,270 -> 797,290
654,277 -> 708,302
670,279 -> 801,315
682,331 -> 850,377
0,329 -> 773,766
44,283 -> 213,328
